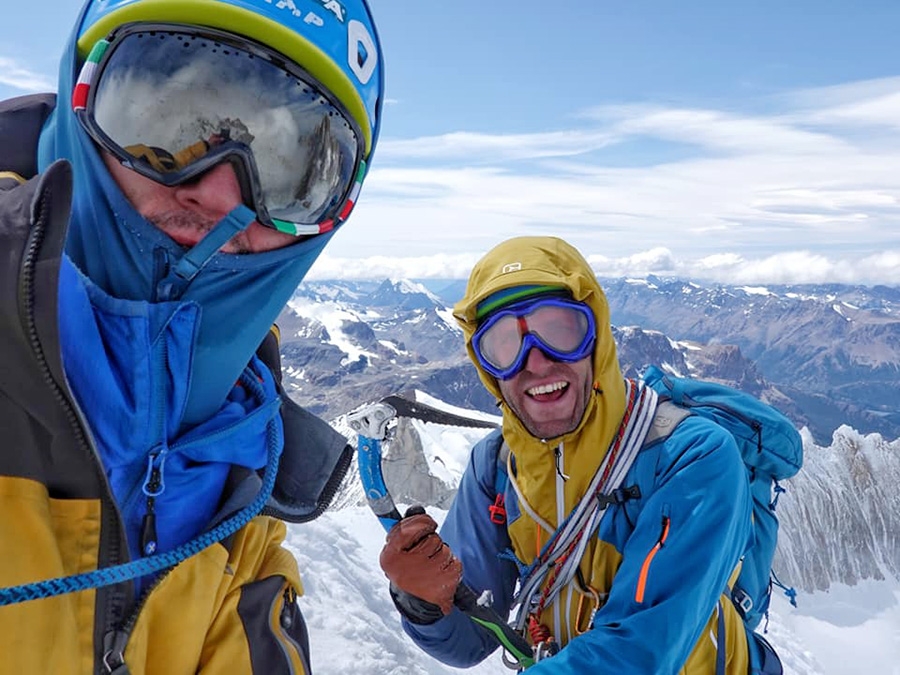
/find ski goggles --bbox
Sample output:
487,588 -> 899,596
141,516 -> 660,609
73,23 -> 366,236
472,297 -> 596,380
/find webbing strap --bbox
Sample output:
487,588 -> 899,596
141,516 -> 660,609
0,170 -> 27,185
171,205 -> 256,281
716,600 -> 726,675
511,380 -> 659,631
0,405 -> 281,607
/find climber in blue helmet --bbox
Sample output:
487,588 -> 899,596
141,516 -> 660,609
0,0 -> 382,671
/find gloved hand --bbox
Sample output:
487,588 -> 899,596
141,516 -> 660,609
379,511 -> 462,616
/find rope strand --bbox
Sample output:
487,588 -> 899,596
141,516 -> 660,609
0,405 -> 282,607
510,380 -> 658,633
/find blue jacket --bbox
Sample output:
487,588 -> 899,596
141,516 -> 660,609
427,235 -> 755,674
404,414 -> 752,673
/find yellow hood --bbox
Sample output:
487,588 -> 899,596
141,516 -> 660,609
453,236 -> 626,525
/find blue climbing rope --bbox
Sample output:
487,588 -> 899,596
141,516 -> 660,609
0,415 -> 281,607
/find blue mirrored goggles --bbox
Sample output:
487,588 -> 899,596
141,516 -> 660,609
472,297 -> 596,380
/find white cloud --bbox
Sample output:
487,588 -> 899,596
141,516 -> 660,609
306,247 -> 900,286
308,251 -> 483,280
588,104 -> 853,155
379,128 -> 618,162
330,75 -> 900,284
785,76 -> 900,130
0,56 -> 54,92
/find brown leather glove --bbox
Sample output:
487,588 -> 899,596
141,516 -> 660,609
379,512 -> 462,616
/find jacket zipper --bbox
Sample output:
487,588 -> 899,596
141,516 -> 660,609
21,182 -> 131,673
635,512 -> 670,603
274,585 -> 311,674
140,336 -> 170,557
101,567 -> 173,673
105,302 -> 176,669
103,360 -> 279,671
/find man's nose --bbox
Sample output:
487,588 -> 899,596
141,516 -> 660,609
172,162 -> 245,216
523,346 -> 554,373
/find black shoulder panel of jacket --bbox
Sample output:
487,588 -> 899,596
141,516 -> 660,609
0,93 -> 57,180
256,328 -> 354,524
236,575 -> 311,673
0,159 -> 72,389
0,159 -> 107,500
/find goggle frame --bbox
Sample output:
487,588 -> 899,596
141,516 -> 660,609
73,22 -> 367,237
472,296 -> 597,381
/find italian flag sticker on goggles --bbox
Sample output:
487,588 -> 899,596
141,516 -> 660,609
472,297 -> 597,380
73,23 -> 366,236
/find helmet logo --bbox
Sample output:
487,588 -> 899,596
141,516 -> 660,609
267,0 -> 343,23
267,0 -> 302,18
501,262 -> 522,274
316,0 -> 346,22
348,19 -> 377,85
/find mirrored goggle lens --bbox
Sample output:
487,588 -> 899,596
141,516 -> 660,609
76,25 -> 363,231
475,300 -> 594,372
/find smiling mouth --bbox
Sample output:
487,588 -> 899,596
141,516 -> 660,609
527,381 -> 569,399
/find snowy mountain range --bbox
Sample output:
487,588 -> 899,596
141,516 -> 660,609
275,276 -> 900,444
601,277 -> 900,444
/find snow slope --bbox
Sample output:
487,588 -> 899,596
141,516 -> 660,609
283,506 -> 899,674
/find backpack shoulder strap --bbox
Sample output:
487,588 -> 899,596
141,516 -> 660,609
643,399 -> 691,447
479,435 -> 510,525
496,439 -> 511,491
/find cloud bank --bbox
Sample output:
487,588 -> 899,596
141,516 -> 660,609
0,57 -> 54,92
307,247 -> 900,286
324,76 -> 900,284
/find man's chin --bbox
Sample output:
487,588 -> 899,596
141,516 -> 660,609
521,414 -> 578,440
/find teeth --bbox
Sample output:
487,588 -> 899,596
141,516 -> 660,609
527,381 -> 568,396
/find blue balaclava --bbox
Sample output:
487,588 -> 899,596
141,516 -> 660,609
38,0 -> 383,426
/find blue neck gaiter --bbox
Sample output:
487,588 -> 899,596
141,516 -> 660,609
38,30 -> 338,427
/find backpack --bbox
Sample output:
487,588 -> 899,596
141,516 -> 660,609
491,366 -> 803,633
641,365 -> 803,631
0,93 -> 57,185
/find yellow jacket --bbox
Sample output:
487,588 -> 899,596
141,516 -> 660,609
0,493 -> 306,674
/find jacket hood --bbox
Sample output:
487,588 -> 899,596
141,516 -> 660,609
453,236 -> 623,412
453,236 -> 627,521
36,7 -> 338,427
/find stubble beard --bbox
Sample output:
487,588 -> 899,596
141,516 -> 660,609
149,211 -> 251,254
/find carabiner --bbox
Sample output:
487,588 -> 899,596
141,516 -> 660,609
575,584 -> 601,635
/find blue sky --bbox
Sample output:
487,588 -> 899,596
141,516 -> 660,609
4,0 -> 900,284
